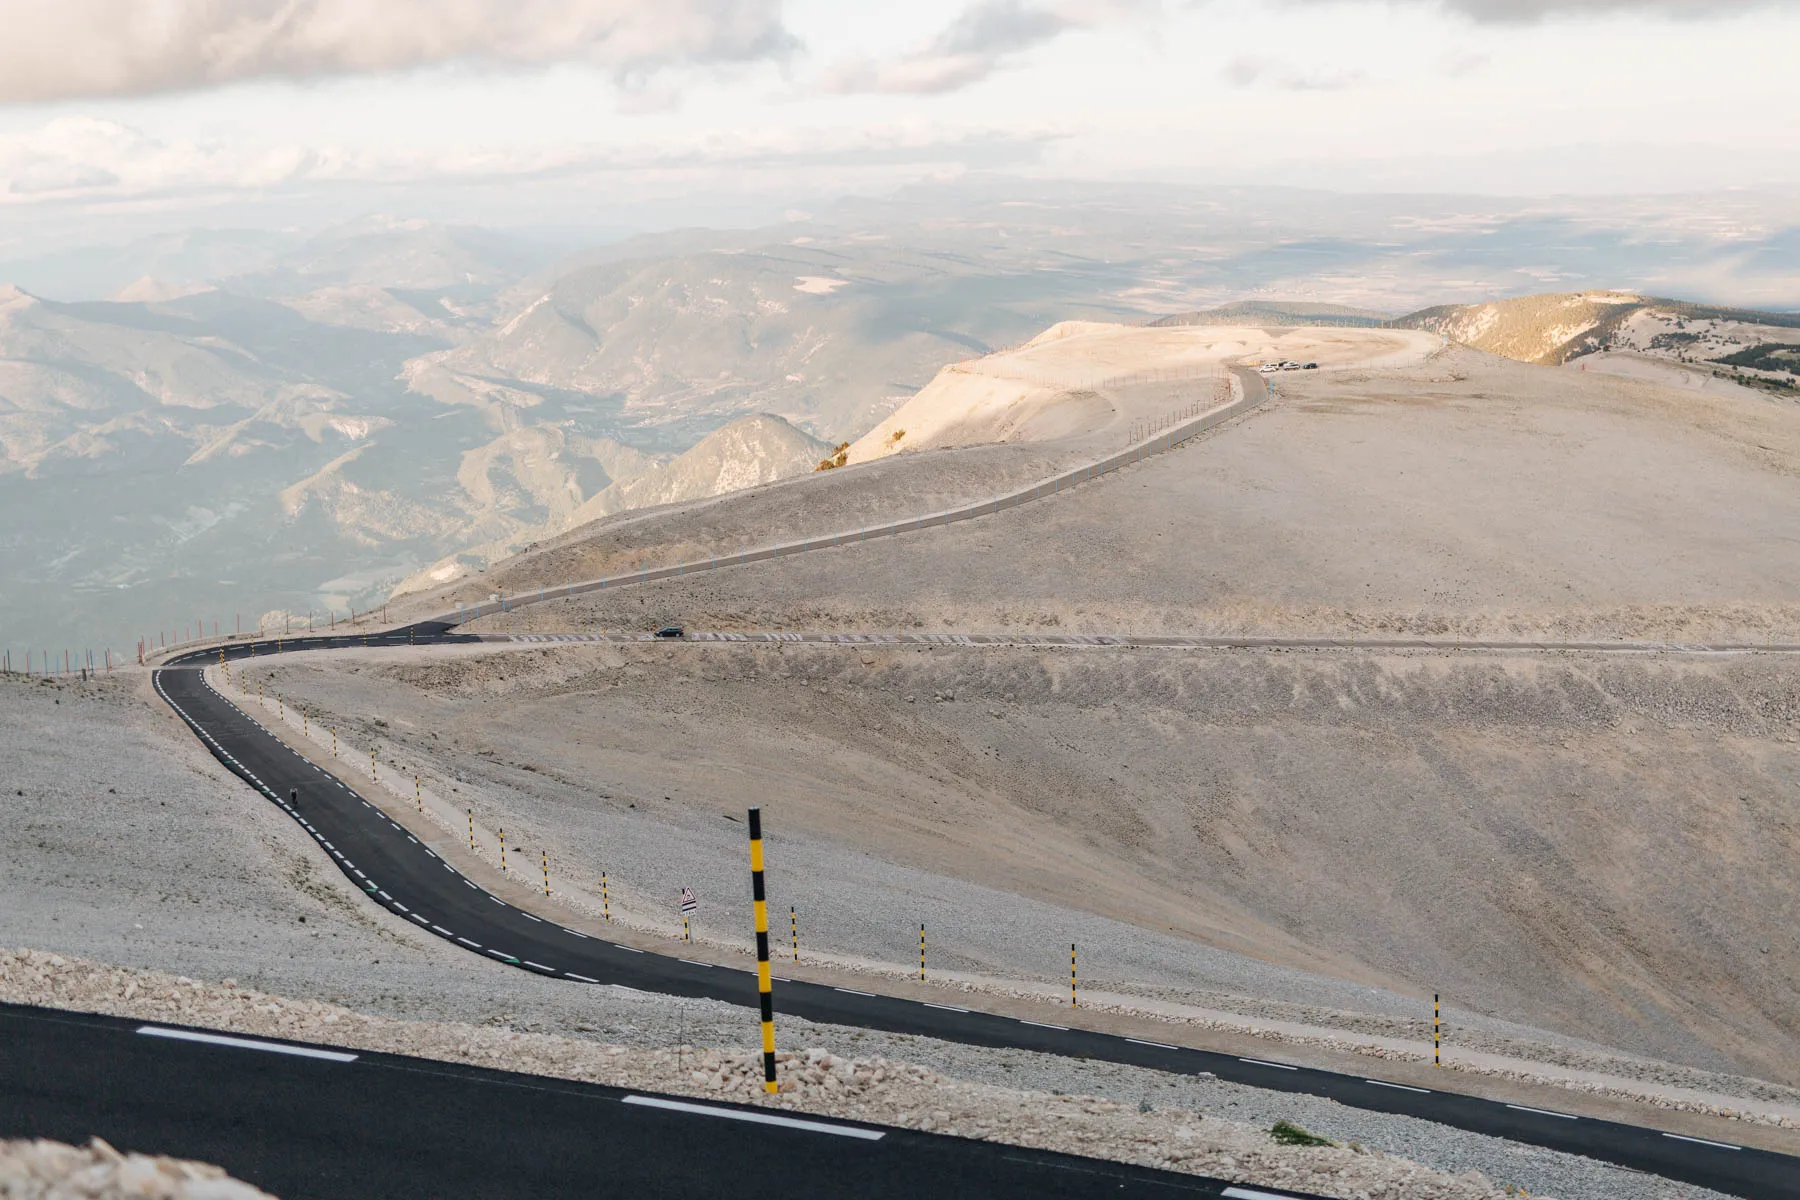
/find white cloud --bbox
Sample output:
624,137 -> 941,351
1222,56 -> 1368,91
1282,0 -> 1796,21
821,0 -> 1147,95
0,0 -> 794,102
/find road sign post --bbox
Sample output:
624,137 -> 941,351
681,886 -> 697,942
747,808 -> 778,1093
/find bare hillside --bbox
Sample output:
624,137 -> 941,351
435,348 -> 1800,644
349,343 -> 1800,1089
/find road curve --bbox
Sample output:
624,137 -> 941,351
5,1001 -> 1329,1200
150,635 -> 1800,1200
419,369 -> 1271,631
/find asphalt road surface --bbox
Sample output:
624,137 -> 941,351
3,1002 -> 1329,1200
145,643 -> 1800,1200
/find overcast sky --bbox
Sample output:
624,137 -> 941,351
1,0 -> 1798,245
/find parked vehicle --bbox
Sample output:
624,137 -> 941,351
654,624 -> 686,639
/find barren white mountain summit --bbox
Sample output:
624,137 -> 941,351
846,322 -> 1438,464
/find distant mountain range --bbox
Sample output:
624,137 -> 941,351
3,182 -> 1798,652
1148,301 -> 1388,328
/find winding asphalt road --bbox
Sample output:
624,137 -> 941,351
118,369 -> 1798,1197
4,1001 -> 1328,1200
146,637 -> 1800,1200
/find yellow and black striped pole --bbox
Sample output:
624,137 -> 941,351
302,709 -> 308,737
920,923 -> 926,982
602,872 -> 611,921
747,806 -> 778,1094
542,850 -> 551,898
1434,993 -> 1440,1067
278,693 -> 283,721
415,776 -> 422,812
791,906 -> 798,962
369,747 -> 377,784
1071,943 -> 1078,1008
467,809 -> 475,853
683,912 -> 691,943
499,828 -> 506,873
331,729 -> 337,757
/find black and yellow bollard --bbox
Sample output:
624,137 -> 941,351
1434,993 -> 1440,1067
791,905 -> 798,962
683,911 -> 691,943
1071,943 -> 1078,1008
369,747 -> 377,784
499,828 -> 506,874
467,809 -> 475,853
602,872 -> 611,922
920,923 -> 926,982
331,729 -> 337,758
541,850 -> 551,898
415,777 -> 422,813
747,807 -> 778,1094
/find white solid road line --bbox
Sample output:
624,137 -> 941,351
924,1002 -> 971,1013
1127,1038 -> 1179,1050
137,1025 -> 357,1063
1506,1104 -> 1577,1120
834,987 -> 876,997
1239,1057 -> 1298,1070
523,961 -> 556,972
1019,1020 -> 1069,1031
565,973 -> 600,983
1223,1188 -> 1294,1200
1662,1133 -> 1741,1151
1365,1079 -> 1430,1094
622,1095 -> 885,1140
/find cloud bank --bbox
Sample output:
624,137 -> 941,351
0,0 -> 793,102
0,116 -> 1055,207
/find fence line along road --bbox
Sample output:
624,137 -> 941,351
498,630 -> 1800,655
438,368 -> 1262,629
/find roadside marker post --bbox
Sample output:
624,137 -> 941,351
1435,993 -> 1441,1066
542,850 -> 551,898
746,807 -> 778,1094
499,828 -> 507,874
920,923 -> 926,982
467,809 -> 475,853
1071,943 -> 1078,1008
681,886 -> 697,942
602,872 -> 611,922
331,729 -> 337,758
791,905 -> 798,962
415,777 -> 422,813
370,748 -> 377,785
